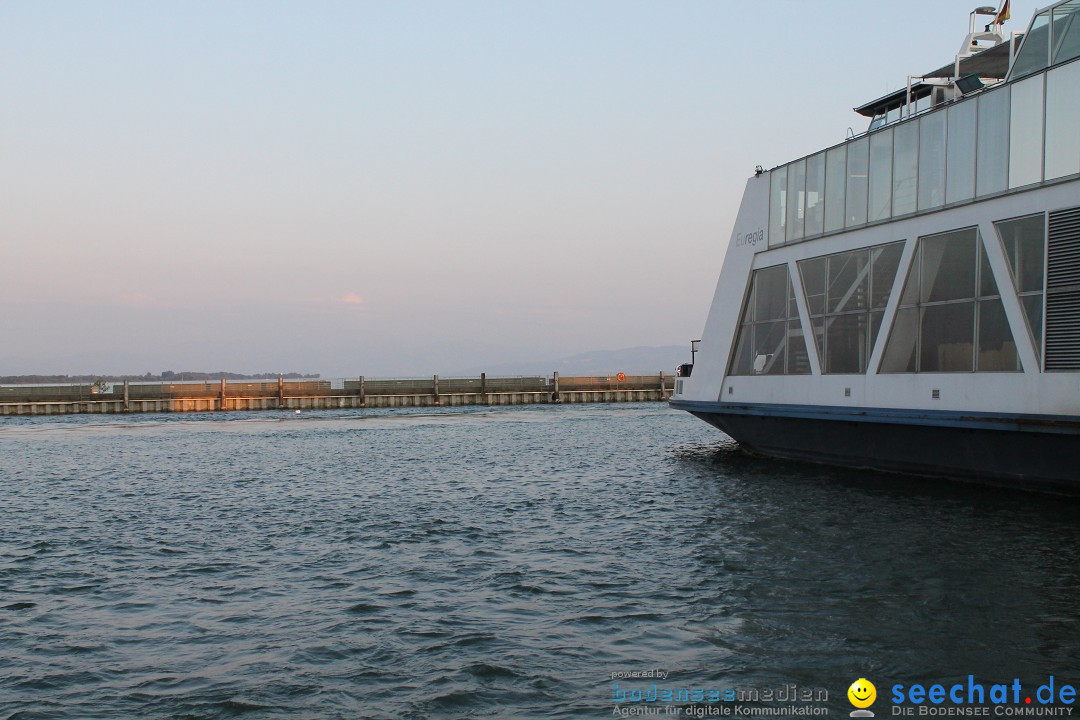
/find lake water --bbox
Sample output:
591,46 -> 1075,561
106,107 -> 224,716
2,403 -> 1078,719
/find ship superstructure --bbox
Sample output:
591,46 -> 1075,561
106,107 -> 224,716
670,1 -> 1080,491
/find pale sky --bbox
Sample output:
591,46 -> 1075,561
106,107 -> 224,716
0,0 -> 1038,377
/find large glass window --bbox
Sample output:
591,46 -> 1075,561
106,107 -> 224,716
996,213 -> 1047,358
976,86 -> 1010,197
786,159 -> 806,242
918,110 -> 947,210
868,129 -> 893,222
805,152 -> 826,237
946,100 -> 977,204
893,120 -> 919,216
769,166 -> 787,248
824,146 -> 847,233
845,136 -> 869,227
881,228 -> 1018,373
1052,0 -> 1080,64
798,241 -> 903,374
1044,60 -> 1080,181
1010,74 -> 1045,189
1012,10 -> 1051,79
729,265 -> 811,376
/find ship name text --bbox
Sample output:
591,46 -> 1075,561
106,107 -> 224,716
736,229 -> 764,248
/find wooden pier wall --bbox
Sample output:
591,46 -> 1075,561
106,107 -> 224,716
0,373 -> 674,417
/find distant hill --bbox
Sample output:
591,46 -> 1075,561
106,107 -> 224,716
453,345 -> 691,377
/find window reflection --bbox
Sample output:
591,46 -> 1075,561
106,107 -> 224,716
824,146 -> 847,233
946,101 -> 977,204
996,213 -> 1047,358
976,87 -> 1010,197
730,265 -> 811,376
846,137 -> 869,227
769,167 -> 787,248
798,241 -> 903,374
893,121 -> 919,215
1052,0 -> 1080,64
882,228 -> 1019,373
869,129 -> 893,221
805,153 -> 826,237
1044,61 -> 1080,181
1010,75 -> 1045,189
918,111 -> 947,211
786,159 -> 806,242
1012,10 -> 1051,79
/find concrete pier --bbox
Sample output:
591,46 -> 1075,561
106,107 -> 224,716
0,374 -> 674,417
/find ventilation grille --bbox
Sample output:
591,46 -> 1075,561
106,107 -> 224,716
1048,207 -> 1080,289
1045,206 -> 1080,370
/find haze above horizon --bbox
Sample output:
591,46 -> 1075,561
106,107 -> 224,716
1,0 -> 1037,377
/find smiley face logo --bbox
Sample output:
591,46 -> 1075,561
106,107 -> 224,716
848,678 -> 877,709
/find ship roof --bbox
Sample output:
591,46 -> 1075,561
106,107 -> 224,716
923,36 -> 1017,79
853,37 -> 1019,118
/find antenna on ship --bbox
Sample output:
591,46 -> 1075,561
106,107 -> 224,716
952,3 -> 1009,79
970,2 -> 1007,37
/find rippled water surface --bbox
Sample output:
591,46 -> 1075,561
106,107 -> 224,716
2,404 -> 1079,719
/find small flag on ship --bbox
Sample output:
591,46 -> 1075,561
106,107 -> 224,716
995,0 -> 1011,24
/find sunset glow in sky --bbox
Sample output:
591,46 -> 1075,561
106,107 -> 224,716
0,0 -> 1040,377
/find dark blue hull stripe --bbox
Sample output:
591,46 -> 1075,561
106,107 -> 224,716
669,399 -> 1080,435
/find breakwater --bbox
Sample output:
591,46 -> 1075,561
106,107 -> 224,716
0,373 -> 674,416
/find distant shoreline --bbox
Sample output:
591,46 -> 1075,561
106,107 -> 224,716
0,372 -> 320,385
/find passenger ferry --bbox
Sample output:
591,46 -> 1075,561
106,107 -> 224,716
670,1 -> 1080,491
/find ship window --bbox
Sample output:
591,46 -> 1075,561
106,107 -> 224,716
1011,10 -> 1051,79
922,302 -> 975,371
996,213 -> 1047,358
828,250 -> 870,313
1044,60 -> 1080,181
945,100 -> 977,204
1010,75 -> 1045,188
1052,1 -> 1080,64
730,315 -> 754,376
729,265 -> 811,376
918,110 -> 946,211
881,307 -> 919,373
786,159 -> 806,242
755,320 -> 787,374
805,152 -> 826,237
769,166 -> 787,248
824,313 -> 869,373
824,146 -> 847,233
756,264 -> 789,321
892,120 -> 919,216
978,299 -> 1019,371
801,256 -> 827,316
871,242 -> 904,308
845,137 -> 869,228
880,227 -> 1018,373
921,229 -> 977,302
976,85 -> 1010,197
798,241 -> 903,375
868,129 -> 893,222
